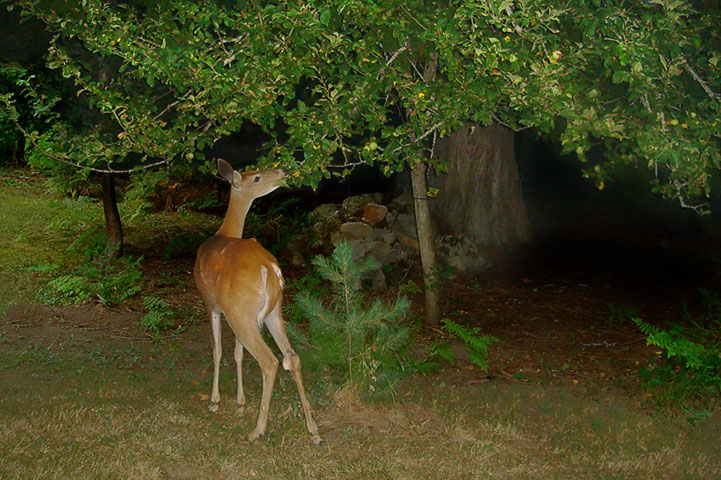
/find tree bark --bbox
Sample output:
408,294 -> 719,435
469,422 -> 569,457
430,123 -> 530,256
101,173 -> 123,258
410,162 -> 442,327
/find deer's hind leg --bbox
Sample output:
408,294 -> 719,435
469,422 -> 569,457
226,312 -> 279,442
265,304 -> 321,445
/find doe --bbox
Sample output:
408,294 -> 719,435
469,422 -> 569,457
193,159 -> 321,444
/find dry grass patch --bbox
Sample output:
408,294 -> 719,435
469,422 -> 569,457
1,341 -> 720,479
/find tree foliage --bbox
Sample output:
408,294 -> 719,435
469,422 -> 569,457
1,0 -> 719,210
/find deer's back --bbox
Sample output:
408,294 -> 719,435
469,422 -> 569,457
194,236 -> 284,314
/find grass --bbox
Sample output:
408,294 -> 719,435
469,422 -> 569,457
1,337 -> 719,479
1,168 -> 720,479
0,172 -> 101,308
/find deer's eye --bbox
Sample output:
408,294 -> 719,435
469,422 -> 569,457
253,175 -> 261,183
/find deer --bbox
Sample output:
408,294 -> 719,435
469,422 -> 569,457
193,158 -> 321,444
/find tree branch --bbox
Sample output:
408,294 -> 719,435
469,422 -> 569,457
377,41 -> 409,80
684,63 -> 720,100
391,121 -> 444,154
13,119 -> 169,174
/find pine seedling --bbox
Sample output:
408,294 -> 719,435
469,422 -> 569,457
292,241 -> 411,397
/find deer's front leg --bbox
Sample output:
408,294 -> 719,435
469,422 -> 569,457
234,337 -> 246,415
209,309 -> 222,412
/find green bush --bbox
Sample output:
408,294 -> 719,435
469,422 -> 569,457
24,123 -> 90,196
608,293 -> 721,406
290,241 -> 411,398
245,197 -> 313,254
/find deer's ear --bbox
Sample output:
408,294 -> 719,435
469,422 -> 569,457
217,159 -> 235,183
231,171 -> 243,190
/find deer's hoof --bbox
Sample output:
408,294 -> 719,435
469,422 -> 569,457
235,403 -> 245,416
208,401 -> 219,413
310,433 -> 323,445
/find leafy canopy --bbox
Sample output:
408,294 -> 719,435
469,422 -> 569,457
3,0 -> 719,209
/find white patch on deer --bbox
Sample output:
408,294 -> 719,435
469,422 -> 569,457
256,265 -> 270,328
270,262 -> 284,289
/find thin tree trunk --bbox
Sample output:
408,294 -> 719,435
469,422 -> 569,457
411,163 -> 441,326
410,51 -> 442,327
102,173 -> 123,258
12,141 -> 24,166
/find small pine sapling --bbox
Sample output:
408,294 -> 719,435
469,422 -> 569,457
292,241 -> 411,397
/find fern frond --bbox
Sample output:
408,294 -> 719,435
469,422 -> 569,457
442,318 -> 499,372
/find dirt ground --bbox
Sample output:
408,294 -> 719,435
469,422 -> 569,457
3,224 -> 715,401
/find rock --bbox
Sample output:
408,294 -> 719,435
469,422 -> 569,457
278,238 -> 309,267
390,213 -> 418,252
434,235 -> 488,274
346,238 -> 368,262
330,230 -> 345,246
309,193 -> 430,273
290,250 -> 306,266
364,268 -> 387,289
367,241 -> 393,265
341,193 -> 383,215
384,210 -> 399,232
368,240 -> 407,265
375,228 -> 396,245
392,213 -> 417,238
394,231 -> 419,252
339,221 -> 375,241
311,203 -> 339,221
312,215 -> 342,248
362,203 -> 388,225
388,193 -> 413,213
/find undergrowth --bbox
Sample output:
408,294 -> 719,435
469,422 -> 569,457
41,256 -> 143,306
628,292 -> 721,407
423,318 -> 499,372
139,295 -> 176,335
36,228 -> 143,306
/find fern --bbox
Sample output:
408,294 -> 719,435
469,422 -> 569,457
633,316 -> 721,402
139,295 -> 175,335
42,255 -> 143,306
47,274 -> 92,303
441,318 -> 499,371
633,317 -> 719,370
418,339 -> 455,373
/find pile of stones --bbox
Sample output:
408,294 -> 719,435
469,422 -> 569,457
281,192 -> 487,288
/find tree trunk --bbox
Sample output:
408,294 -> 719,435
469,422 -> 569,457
410,163 -> 442,327
11,141 -> 24,166
410,51 -> 442,327
430,123 -> 530,258
101,173 -> 123,258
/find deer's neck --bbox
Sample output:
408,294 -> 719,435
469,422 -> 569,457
216,190 -> 253,238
